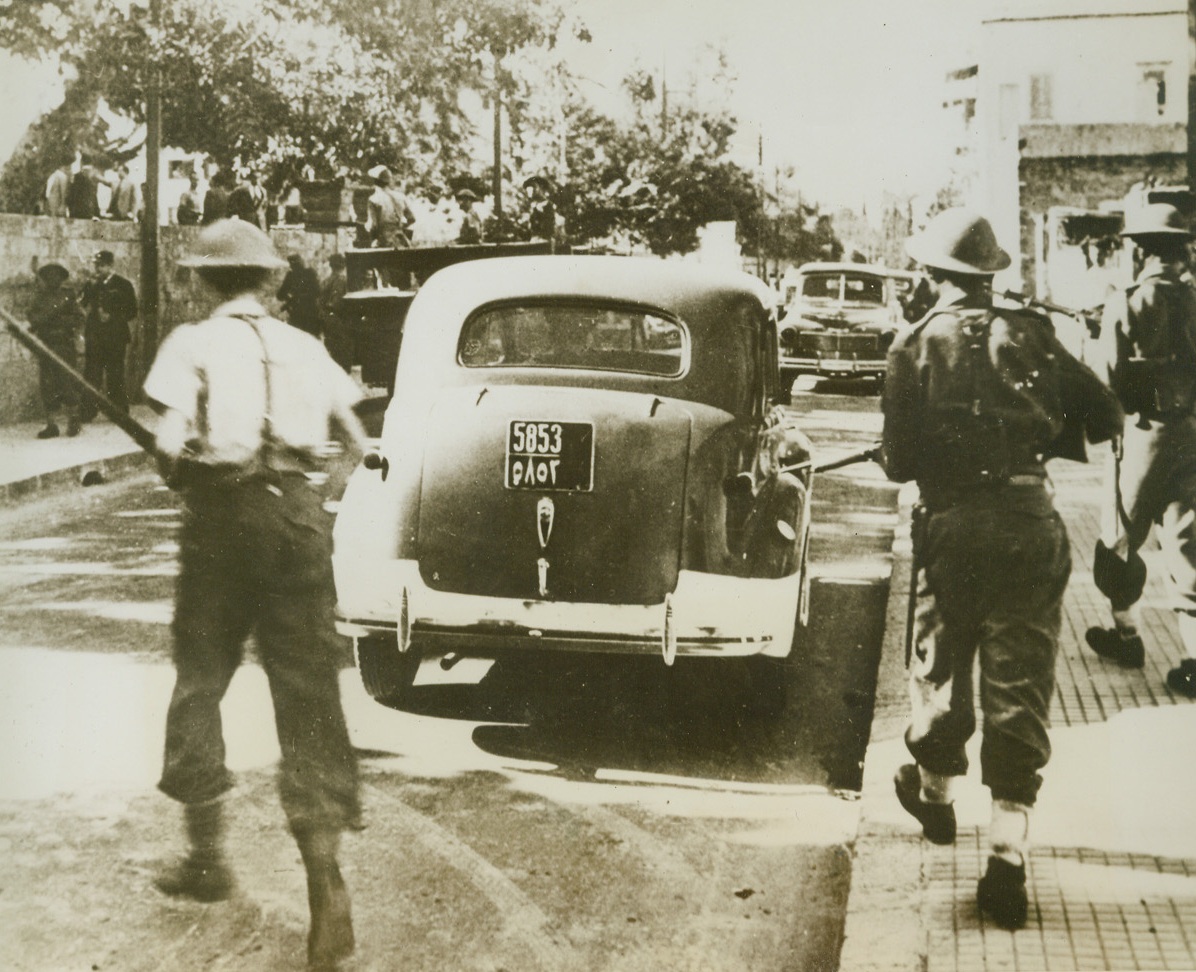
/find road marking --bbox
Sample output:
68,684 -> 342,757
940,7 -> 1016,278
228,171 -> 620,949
364,782 -> 574,971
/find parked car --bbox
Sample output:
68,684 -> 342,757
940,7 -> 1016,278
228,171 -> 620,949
777,262 -> 907,394
333,256 -> 815,709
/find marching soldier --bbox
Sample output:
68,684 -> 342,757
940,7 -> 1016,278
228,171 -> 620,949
145,219 -> 365,970
883,209 -> 1120,929
1085,202 -> 1196,699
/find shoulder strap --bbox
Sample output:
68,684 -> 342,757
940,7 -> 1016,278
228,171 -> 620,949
230,313 -> 277,467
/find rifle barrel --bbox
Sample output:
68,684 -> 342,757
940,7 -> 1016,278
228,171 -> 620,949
1,306 -> 159,456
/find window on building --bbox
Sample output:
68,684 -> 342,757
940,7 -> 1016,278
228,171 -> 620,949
1139,65 -> 1168,118
1029,74 -> 1053,121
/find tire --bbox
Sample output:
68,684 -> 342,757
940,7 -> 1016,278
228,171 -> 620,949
356,635 -> 421,707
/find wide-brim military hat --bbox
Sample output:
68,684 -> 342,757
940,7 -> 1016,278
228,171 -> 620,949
456,188 -> 480,202
906,207 -> 1011,275
179,218 -> 287,269
1120,203 -> 1192,238
37,262 -> 70,285
522,175 -> 553,193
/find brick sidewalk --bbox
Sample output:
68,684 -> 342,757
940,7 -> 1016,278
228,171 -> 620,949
840,459 -> 1196,972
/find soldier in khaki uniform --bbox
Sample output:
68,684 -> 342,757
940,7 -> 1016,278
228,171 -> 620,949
883,209 -> 1121,929
145,219 -> 365,970
1085,203 -> 1196,698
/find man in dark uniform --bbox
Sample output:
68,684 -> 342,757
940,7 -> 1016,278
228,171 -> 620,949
1085,203 -> 1196,698
27,262 -> 83,438
883,209 -> 1121,930
145,219 -> 366,970
523,175 -> 556,249
79,250 -> 137,419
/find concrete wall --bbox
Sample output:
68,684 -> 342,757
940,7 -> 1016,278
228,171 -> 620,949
0,215 -> 353,423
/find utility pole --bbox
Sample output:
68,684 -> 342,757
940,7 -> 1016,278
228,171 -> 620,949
141,0 -> 162,368
492,55 -> 504,220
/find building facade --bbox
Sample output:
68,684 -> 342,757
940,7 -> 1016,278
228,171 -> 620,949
956,0 -> 1188,301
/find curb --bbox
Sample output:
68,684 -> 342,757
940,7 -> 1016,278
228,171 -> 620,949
0,449 -> 151,506
838,483 -> 928,972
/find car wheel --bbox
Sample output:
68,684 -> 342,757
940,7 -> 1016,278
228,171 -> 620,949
356,635 -> 421,706
744,656 -> 787,718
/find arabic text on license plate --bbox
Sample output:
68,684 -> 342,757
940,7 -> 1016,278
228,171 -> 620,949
505,420 -> 594,491
507,418 -> 595,490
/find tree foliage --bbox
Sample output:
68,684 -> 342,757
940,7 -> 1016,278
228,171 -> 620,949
553,54 -> 766,257
0,0 -> 577,197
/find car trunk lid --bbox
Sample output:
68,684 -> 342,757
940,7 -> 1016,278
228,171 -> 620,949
416,384 -> 691,604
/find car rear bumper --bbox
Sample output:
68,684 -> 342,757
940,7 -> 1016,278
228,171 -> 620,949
334,558 -> 800,661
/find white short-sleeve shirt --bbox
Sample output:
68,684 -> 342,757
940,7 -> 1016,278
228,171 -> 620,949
144,296 -> 361,466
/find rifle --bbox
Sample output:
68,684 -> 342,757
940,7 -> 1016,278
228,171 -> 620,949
1,305 -> 160,457
814,443 -> 882,474
998,289 -> 1103,338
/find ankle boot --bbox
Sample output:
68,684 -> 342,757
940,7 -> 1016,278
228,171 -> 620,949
296,828 -> 355,970
155,801 -> 234,902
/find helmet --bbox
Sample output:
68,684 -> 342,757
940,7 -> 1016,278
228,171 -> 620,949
906,208 -> 1011,275
180,218 -> 287,269
1120,203 -> 1192,238
37,262 -> 70,285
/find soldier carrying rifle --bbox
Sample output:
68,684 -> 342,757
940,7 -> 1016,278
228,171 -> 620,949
882,209 -> 1120,930
1085,203 -> 1196,699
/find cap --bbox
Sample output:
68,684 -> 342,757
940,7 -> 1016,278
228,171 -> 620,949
1120,203 -> 1192,238
94,250 -> 115,266
906,208 -> 1011,275
37,263 -> 69,285
179,218 -> 288,269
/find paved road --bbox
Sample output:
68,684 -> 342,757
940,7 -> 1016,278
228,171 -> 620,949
0,379 -> 898,972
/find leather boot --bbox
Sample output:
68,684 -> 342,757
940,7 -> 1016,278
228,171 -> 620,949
296,828 -> 355,970
155,800 -> 235,902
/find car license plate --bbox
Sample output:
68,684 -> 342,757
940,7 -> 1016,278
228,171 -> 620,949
505,420 -> 594,491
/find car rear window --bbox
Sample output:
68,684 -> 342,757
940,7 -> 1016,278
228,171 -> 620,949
458,302 -> 688,377
802,273 -> 885,304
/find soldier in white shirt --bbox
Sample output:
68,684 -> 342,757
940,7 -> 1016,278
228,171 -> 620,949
145,219 -> 365,971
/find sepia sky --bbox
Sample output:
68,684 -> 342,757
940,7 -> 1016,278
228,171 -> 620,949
564,0 -> 980,207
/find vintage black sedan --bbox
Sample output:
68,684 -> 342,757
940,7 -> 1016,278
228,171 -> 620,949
332,256 -> 815,707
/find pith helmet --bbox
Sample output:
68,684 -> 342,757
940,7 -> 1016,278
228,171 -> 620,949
180,218 -> 287,269
456,188 -> 479,202
37,262 -> 70,285
906,208 -> 1012,275
1121,203 -> 1192,238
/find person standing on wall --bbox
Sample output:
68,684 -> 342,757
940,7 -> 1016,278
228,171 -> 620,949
79,250 -> 138,419
883,208 -> 1121,930
144,218 -> 364,971
108,163 -> 139,220
1084,203 -> 1196,699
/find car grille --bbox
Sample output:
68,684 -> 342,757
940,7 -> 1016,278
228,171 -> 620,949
795,332 -> 885,354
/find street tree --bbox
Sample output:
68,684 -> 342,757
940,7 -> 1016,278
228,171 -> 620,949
0,0 -> 580,211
